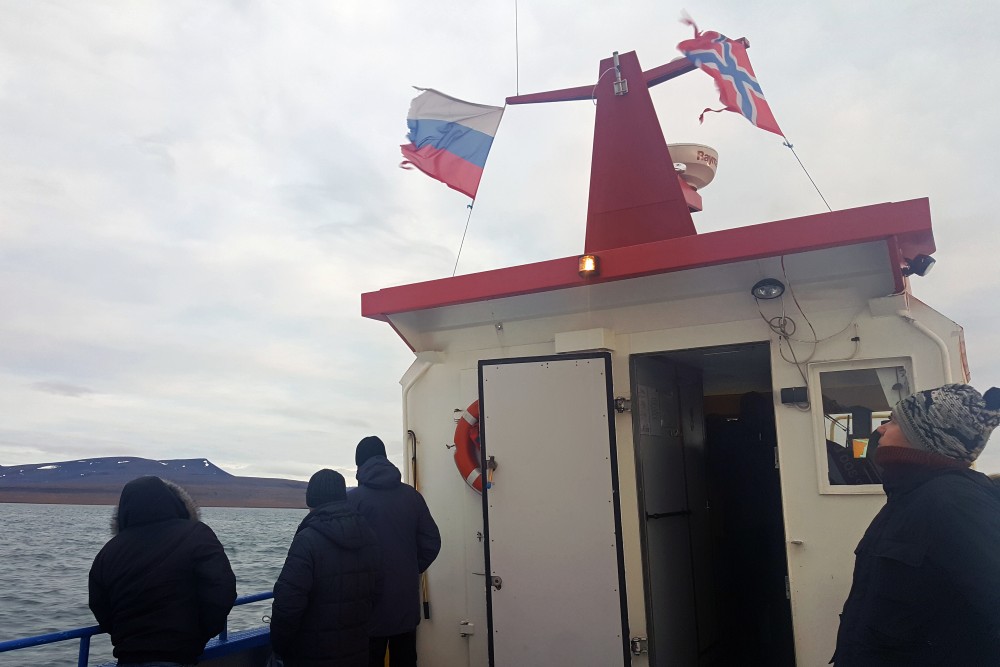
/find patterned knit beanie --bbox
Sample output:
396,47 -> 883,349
306,469 -> 347,508
892,384 -> 1000,462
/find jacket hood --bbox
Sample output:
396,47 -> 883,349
112,476 -> 200,535
298,500 -> 370,550
356,455 -> 402,489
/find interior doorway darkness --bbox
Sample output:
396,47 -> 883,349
631,343 -> 795,667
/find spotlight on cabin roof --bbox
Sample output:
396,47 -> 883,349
578,254 -> 600,278
751,278 -> 785,300
667,143 -> 718,190
902,254 -> 936,277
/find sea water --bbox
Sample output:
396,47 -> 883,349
0,503 -> 306,666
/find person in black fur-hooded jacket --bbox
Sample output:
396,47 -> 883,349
270,469 -> 382,667
833,384 -> 1000,666
89,476 -> 237,666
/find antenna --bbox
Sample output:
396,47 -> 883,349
513,0 -> 520,95
612,52 -> 628,96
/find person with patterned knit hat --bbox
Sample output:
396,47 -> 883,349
833,384 -> 1000,666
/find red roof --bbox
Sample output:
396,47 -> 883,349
361,198 -> 934,322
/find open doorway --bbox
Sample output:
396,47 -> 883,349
631,342 -> 795,667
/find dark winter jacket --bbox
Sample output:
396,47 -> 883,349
347,456 -> 441,636
89,476 -> 237,665
833,456 -> 1000,665
270,500 -> 382,666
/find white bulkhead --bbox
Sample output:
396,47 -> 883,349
365,206 -> 965,666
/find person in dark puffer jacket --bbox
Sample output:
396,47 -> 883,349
833,384 -> 1000,666
270,469 -> 382,667
89,476 -> 237,666
347,436 -> 440,667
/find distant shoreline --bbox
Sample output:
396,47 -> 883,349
0,485 -> 308,509
0,499 -> 309,510
0,456 -> 309,509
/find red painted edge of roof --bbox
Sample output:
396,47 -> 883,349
361,198 -> 934,321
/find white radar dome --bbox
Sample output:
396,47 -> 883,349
667,143 -> 719,190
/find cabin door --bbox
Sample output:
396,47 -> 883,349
478,352 -> 629,667
631,347 -> 795,666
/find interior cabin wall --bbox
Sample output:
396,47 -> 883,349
631,358 -> 720,665
702,389 -> 795,667
631,358 -> 698,664
631,346 -> 795,667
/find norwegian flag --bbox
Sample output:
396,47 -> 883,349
677,22 -> 783,136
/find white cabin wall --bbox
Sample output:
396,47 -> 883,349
403,361 -> 478,667
390,241 -> 893,357
401,337 -> 654,667
769,297 -> 966,666
406,343 -> 566,667
621,296 -> 964,666
405,314 -> 784,666
905,296 -> 968,383
394,244 -> 966,666
769,324 -> 875,667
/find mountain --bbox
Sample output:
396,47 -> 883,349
0,457 -> 308,508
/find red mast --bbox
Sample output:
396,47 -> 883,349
507,51 -> 702,253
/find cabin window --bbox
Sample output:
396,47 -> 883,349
810,360 -> 912,494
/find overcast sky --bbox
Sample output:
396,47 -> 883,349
1,1 -> 998,480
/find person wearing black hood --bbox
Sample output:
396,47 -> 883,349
89,476 -> 237,666
832,384 -> 1000,665
270,469 -> 382,667
347,436 -> 440,667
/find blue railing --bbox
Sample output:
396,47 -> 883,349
0,591 -> 273,667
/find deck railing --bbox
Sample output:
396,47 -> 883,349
0,591 -> 273,667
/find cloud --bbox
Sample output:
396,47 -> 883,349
0,1 -> 997,479
30,382 -> 96,397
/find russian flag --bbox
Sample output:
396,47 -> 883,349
400,88 -> 504,199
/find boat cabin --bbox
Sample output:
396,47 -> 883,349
361,50 -> 966,667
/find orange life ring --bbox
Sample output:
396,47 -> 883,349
453,400 -> 484,493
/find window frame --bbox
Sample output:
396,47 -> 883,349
809,356 -> 914,495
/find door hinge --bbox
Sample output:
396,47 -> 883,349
630,637 -> 648,655
614,396 -> 632,413
785,575 -> 791,600
774,446 -> 780,469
